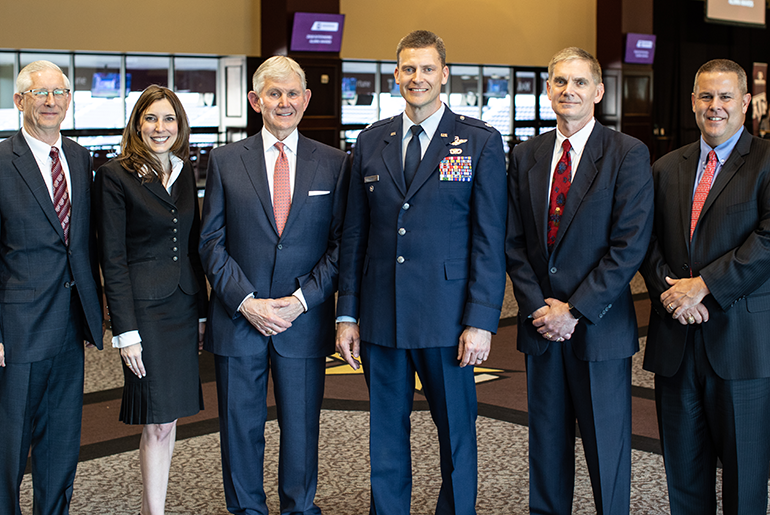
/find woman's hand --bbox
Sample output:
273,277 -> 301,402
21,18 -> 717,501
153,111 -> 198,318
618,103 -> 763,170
120,343 -> 146,378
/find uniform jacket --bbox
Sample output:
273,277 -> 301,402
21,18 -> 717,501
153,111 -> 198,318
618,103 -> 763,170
336,107 -> 508,348
199,132 -> 350,358
507,121 -> 654,361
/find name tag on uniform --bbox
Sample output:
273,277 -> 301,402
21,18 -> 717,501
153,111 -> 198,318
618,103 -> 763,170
439,156 -> 472,182
364,175 -> 379,183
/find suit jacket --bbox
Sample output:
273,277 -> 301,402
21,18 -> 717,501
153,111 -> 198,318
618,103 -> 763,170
0,131 -> 103,363
641,129 -> 770,380
336,108 -> 508,348
507,121 -> 654,361
199,132 -> 350,358
92,159 -> 207,336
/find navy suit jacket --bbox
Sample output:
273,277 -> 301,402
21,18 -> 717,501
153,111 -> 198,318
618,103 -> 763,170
642,130 -> 770,380
0,131 -> 103,363
507,122 -> 654,361
336,107 -> 508,348
199,132 -> 350,358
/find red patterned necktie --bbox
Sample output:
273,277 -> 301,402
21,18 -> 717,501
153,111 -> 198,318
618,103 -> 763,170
50,147 -> 71,245
547,139 -> 572,251
690,150 -> 717,240
273,142 -> 291,237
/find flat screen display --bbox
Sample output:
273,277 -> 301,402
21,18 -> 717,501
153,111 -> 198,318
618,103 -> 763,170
706,0 -> 765,27
624,33 -> 657,65
91,72 -> 121,98
290,12 -> 345,52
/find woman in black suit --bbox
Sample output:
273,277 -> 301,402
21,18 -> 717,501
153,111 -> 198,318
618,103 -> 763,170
93,85 -> 207,514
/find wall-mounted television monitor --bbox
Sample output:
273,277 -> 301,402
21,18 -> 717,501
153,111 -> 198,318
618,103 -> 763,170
624,33 -> 657,65
485,78 -> 509,98
706,0 -> 765,27
91,72 -> 122,98
290,12 -> 345,52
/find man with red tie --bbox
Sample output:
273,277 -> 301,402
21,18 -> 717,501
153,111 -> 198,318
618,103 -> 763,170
506,47 -> 654,514
641,59 -> 770,515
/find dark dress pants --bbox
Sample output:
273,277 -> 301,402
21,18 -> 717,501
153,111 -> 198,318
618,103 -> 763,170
215,341 -> 325,515
525,340 -> 631,515
0,296 -> 85,515
656,328 -> 770,515
361,342 -> 479,515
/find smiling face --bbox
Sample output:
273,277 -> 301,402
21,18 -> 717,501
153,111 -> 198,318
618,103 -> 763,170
692,71 -> 750,147
547,59 -> 604,135
138,98 -> 179,160
13,68 -> 71,145
395,46 -> 449,123
248,73 -> 311,141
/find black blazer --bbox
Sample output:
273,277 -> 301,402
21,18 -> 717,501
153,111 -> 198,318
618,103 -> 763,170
93,158 -> 207,337
0,131 -> 103,362
642,129 -> 770,380
507,122 -> 654,361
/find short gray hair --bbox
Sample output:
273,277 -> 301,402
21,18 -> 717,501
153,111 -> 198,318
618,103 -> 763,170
547,47 -> 602,86
16,60 -> 71,93
252,56 -> 307,94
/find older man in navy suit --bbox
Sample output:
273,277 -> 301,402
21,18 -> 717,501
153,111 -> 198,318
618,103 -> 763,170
199,56 -> 349,514
0,61 -> 103,514
642,59 -> 770,515
336,30 -> 507,514
506,47 -> 654,514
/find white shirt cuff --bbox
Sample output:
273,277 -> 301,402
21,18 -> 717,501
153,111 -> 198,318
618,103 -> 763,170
112,330 -> 142,349
293,288 -> 308,312
336,316 -> 357,324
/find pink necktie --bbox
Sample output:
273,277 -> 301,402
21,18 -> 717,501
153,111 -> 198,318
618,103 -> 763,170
273,142 -> 291,237
50,147 -> 71,245
690,150 -> 717,240
547,139 -> 572,251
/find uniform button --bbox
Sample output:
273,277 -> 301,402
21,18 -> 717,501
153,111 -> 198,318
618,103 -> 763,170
682,263 -> 690,271
397,256 -> 405,264
277,244 -> 283,250
173,228 -> 178,233
173,218 -> 178,223
172,247 -> 178,252
171,209 -> 176,213
173,237 -> 178,242
402,203 -> 410,210
172,256 -> 178,261
64,281 -> 70,288
549,267 -> 557,274
398,228 -> 406,236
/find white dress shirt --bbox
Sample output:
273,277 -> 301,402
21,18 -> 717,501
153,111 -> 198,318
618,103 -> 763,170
547,117 -> 596,199
22,127 -> 73,204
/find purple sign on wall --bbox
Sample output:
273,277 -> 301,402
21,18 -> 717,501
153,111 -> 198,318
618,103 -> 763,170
290,12 -> 346,53
624,33 -> 657,65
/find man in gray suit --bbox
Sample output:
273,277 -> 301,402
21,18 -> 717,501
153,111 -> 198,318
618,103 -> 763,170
0,61 -> 103,514
199,56 -> 349,514
642,59 -> 770,514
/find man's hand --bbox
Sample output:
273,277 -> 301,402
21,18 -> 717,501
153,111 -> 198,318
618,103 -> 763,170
120,343 -> 146,378
198,321 -> 206,350
0,343 -> 5,367
457,327 -> 492,368
532,298 -> 578,341
675,302 -> 710,326
335,322 -> 361,370
239,297 -> 293,337
661,276 -> 710,319
274,296 -> 304,325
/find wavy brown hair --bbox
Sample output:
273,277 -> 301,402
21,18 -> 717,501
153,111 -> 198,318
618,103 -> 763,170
118,85 -> 191,182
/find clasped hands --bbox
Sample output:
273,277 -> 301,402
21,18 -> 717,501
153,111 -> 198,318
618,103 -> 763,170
531,298 -> 578,342
660,276 -> 710,325
239,295 -> 304,337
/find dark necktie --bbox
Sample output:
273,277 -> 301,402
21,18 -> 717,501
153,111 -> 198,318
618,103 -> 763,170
690,150 -> 717,240
273,142 -> 291,237
547,139 -> 572,252
50,147 -> 71,245
404,125 -> 423,189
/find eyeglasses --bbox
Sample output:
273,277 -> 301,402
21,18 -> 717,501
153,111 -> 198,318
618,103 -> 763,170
19,88 -> 70,98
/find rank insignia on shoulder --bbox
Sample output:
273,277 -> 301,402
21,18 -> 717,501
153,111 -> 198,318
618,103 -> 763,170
390,132 -> 396,136
450,136 -> 468,146
440,133 -> 448,138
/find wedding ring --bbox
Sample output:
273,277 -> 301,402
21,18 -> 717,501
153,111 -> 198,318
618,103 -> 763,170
545,332 -> 551,339
667,303 -> 675,313
687,315 -> 695,324
265,329 -> 273,335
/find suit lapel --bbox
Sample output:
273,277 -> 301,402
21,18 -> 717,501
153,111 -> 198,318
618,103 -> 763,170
11,132 -> 67,243
143,178 -> 175,207
381,116 -> 406,196
405,109 -> 455,199
240,133 -> 278,233
699,129 -> 751,221
283,134 -> 317,235
527,130 -> 556,255
678,142 -> 700,246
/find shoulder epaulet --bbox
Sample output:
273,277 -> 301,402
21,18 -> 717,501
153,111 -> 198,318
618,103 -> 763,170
455,114 -> 496,132
362,116 -> 395,132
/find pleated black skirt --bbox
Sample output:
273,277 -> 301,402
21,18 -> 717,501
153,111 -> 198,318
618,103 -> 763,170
119,286 -> 203,425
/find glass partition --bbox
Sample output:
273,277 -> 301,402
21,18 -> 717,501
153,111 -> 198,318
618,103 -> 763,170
74,54 -> 123,129
449,65 -> 481,119
482,66 -> 511,137
0,53 -> 17,131
174,57 -> 218,127
379,62 -> 404,120
126,55 -> 169,121
341,61 -> 377,126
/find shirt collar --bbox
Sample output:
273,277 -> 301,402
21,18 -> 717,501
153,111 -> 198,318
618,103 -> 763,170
262,127 -> 299,155
555,117 -> 595,157
402,103 -> 446,142
21,126 -> 63,157
699,126 -> 743,165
